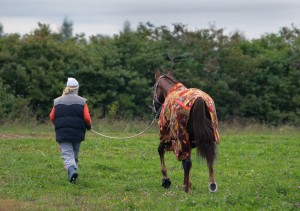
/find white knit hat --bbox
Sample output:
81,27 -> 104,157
67,77 -> 79,87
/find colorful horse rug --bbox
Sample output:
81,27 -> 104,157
159,82 -> 220,161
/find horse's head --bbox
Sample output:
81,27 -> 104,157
152,69 -> 177,118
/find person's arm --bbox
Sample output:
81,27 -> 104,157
49,107 -> 55,124
83,103 -> 92,130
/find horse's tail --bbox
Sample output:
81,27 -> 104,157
190,97 -> 216,163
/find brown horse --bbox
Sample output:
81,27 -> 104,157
153,70 -> 220,193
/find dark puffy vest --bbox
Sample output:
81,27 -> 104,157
54,94 -> 87,143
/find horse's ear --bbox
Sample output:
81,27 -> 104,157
166,69 -> 174,79
155,69 -> 161,81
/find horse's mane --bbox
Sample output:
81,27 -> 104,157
162,73 -> 178,84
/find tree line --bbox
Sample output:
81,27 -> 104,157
0,21 -> 299,125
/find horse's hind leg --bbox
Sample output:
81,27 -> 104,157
208,160 -> 218,192
158,142 -> 171,188
182,156 -> 192,193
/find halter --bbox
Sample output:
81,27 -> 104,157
152,75 -> 177,117
152,76 -> 165,117
153,75 -> 165,103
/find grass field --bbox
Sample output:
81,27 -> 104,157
0,121 -> 299,210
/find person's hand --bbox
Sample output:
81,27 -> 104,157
86,125 -> 92,130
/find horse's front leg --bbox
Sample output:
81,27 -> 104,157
208,160 -> 218,192
182,156 -> 192,193
158,142 -> 171,188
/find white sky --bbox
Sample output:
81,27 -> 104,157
1,0 -> 300,39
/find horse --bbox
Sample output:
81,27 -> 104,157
152,70 -> 220,193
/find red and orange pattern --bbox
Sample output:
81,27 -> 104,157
159,83 -> 220,161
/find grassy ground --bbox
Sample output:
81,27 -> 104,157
0,121 -> 299,210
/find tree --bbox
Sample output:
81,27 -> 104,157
60,17 -> 73,41
0,21 -> 299,125
122,21 -> 132,34
0,23 -> 3,37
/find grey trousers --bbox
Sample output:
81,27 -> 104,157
59,142 -> 81,170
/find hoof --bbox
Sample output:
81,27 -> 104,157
162,178 -> 171,188
183,186 -> 190,193
209,182 -> 218,192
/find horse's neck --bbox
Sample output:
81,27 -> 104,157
162,82 -> 176,98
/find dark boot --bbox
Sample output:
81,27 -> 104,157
68,166 -> 78,183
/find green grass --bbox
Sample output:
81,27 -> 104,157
0,123 -> 299,210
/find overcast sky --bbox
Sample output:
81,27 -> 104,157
1,0 -> 300,39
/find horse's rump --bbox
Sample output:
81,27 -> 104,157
188,97 -> 217,162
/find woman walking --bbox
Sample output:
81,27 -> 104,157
50,77 -> 92,183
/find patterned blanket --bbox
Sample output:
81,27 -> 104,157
158,83 -> 220,161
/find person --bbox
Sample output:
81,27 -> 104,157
50,77 -> 92,183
